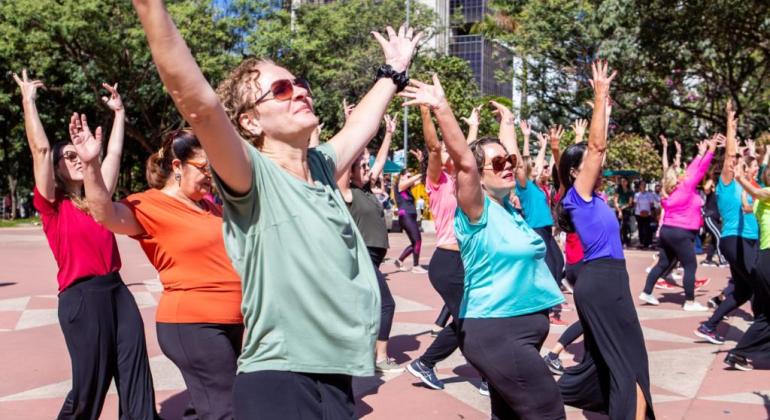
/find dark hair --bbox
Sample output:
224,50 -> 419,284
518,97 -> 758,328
51,141 -> 89,212
145,129 -> 201,189
469,136 -> 503,173
556,143 -> 587,233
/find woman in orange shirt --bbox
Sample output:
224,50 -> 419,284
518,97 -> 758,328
74,128 -> 243,420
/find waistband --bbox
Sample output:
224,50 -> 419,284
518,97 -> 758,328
61,271 -> 122,294
584,257 -> 626,269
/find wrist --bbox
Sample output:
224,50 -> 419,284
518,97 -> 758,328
376,64 -> 408,92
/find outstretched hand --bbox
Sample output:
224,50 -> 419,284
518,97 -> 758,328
462,105 -> 482,127
101,83 -> 123,112
399,74 -> 446,109
589,60 -> 617,94
659,134 -> 668,148
384,114 -> 397,134
519,120 -> 531,137
371,24 -> 423,73
549,125 -> 564,149
12,69 -> 46,102
69,113 -> 103,164
572,119 -> 587,139
409,148 -> 424,162
343,98 -> 355,120
674,140 -> 682,154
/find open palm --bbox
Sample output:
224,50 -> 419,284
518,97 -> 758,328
400,74 -> 446,109
69,113 -> 103,164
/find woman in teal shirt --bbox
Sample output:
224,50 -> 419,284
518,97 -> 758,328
401,75 -> 565,418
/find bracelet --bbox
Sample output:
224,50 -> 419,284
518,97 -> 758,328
375,65 -> 409,93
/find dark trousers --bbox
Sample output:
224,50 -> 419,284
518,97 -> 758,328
369,247 -> 395,341
397,213 -> 422,265
559,262 -> 585,348
731,249 -> 770,359
434,305 -> 451,327
534,226 -> 565,286
636,215 -> 653,248
643,225 -> 698,300
704,236 -> 757,330
420,248 -> 465,368
157,323 -> 244,420
620,209 -> 634,246
702,217 -> 725,263
461,312 -> 565,419
57,272 -> 158,420
233,371 -> 354,420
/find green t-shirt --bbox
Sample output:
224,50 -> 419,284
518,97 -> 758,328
213,142 -> 380,376
753,189 -> 770,250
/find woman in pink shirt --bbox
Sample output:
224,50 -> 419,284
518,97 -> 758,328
640,137 -> 719,311
14,70 -> 158,419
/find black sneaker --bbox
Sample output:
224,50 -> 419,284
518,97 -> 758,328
478,380 -> 489,396
543,353 -> 565,375
407,359 -> 445,390
694,324 -> 725,345
724,352 -> 754,371
708,295 -> 723,309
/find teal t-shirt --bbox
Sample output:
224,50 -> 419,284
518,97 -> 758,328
515,179 -> 554,228
213,142 -> 380,376
716,178 -> 759,239
454,196 -> 564,318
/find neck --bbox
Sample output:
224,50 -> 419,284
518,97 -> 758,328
261,137 -> 311,181
161,183 -> 202,208
63,181 -> 82,197
485,189 -> 508,206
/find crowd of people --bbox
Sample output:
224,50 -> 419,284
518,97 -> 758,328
11,1 -> 770,419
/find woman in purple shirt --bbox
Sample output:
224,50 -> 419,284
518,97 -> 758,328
555,61 -> 654,420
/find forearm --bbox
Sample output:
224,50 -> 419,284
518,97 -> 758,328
421,107 -> 443,184
399,174 -> 421,191
82,162 -> 118,224
533,142 -> 547,176
101,109 -> 126,194
737,175 -> 770,201
369,133 -> 391,180
662,144 -> 669,172
466,124 -> 479,144
21,99 -> 51,153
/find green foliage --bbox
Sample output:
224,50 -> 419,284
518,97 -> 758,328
605,133 -> 662,181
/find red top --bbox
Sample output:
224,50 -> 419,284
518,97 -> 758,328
33,187 -> 121,292
565,232 -> 585,265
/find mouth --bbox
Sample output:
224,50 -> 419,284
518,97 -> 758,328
294,100 -> 314,114
501,171 -> 513,181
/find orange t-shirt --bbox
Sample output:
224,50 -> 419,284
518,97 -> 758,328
123,189 -> 242,324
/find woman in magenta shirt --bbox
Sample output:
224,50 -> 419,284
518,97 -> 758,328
15,70 -> 158,419
640,138 -> 718,311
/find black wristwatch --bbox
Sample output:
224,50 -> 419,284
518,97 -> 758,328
375,64 -> 409,92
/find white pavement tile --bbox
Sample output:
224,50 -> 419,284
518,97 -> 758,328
699,389 -> 770,405
131,291 -> 157,308
15,309 -> 58,330
393,295 -> 433,313
0,297 -> 29,311
641,326 -> 698,344
648,346 -> 716,398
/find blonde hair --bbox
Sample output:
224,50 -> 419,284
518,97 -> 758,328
662,166 -> 679,196
215,58 -> 274,148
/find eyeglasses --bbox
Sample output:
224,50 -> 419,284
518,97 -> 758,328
186,160 -> 211,177
482,154 -> 517,173
255,78 -> 312,104
61,151 -> 80,162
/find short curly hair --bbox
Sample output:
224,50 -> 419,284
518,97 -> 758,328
215,58 -> 274,148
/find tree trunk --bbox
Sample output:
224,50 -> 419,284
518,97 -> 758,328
7,174 -> 18,220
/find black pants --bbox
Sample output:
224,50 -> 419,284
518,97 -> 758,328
397,213 -> 422,265
702,216 -> 724,263
420,248 -> 465,367
643,225 -> 698,300
461,312 -> 565,419
731,248 -> 770,359
558,258 -> 655,420
620,210 -> 634,246
233,371 -> 354,420
434,305 -> 451,327
157,323 -> 244,420
636,215 -> 653,248
559,262 -> 585,348
704,236 -> 757,330
534,226 -> 565,287
57,272 -> 158,420
369,247 -> 395,341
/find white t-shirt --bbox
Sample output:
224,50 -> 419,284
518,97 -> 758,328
635,191 -> 657,215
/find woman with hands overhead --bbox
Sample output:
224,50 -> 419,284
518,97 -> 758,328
15,70 -> 159,420
393,149 -> 426,273
132,0 -> 422,416
401,74 -> 565,419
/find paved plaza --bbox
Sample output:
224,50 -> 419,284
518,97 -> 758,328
1,227 -> 770,419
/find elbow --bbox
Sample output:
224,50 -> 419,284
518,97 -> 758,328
171,86 -> 222,125
457,154 -> 478,174
588,142 -> 607,155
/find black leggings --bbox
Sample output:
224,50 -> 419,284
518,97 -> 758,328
369,247 -> 395,341
636,215 -> 653,248
397,213 -> 422,265
461,311 -> 565,419
731,248 -> 770,359
157,322 -> 244,420
703,216 -> 724,263
534,226 -> 565,286
57,272 -> 158,420
420,248 -> 465,368
703,236 -> 757,330
643,225 -> 698,300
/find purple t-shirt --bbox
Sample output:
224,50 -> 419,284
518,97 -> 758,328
562,187 -> 624,261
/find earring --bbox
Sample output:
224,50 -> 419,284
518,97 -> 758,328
174,173 -> 181,185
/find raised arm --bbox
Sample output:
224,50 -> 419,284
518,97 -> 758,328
401,75 -> 484,221
721,100 -> 738,185
490,101 -> 525,186
572,119 -> 587,144
682,138 -> 715,190
328,25 -> 422,175
132,0 -> 251,194
421,106 -> 444,186
13,70 -> 54,201
673,140 -> 682,171
461,106 -> 481,144
549,125 -> 563,173
309,123 -> 323,148
736,162 -> 770,201
574,61 -> 616,200
368,115 -> 394,182
660,135 -> 669,173
70,113 -> 144,236
399,172 -> 422,192
99,83 -> 125,195
533,132 -> 549,179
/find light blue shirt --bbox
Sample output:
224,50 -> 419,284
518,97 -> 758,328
454,196 -> 564,318
717,178 -> 759,239
515,180 -> 554,229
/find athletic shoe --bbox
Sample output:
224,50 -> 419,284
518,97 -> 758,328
683,301 -> 709,312
549,313 -> 568,325
671,270 -> 683,281
724,352 -> 754,371
543,353 -> 565,375
375,358 -> 405,374
708,295 -> 723,309
411,266 -> 428,274
561,278 -> 574,294
654,279 -> 676,290
394,259 -> 407,271
701,260 -> 717,267
478,380 -> 490,396
694,324 -> 725,345
638,292 -> 660,306
429,328 -> 442,337
694,278 -> 711,290
407,360 -> 445,390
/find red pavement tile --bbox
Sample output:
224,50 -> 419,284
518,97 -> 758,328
0,311 -> 22,330
684,399 -> 770,419
25,296 -> 58,310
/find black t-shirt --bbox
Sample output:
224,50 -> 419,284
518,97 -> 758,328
395,187 -> 417,215
703,190 -> 720,221
346,185 -> 389,250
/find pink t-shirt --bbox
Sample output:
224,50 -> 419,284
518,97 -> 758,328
427,171 -> 458,248
662,151 -> 714,231
33,187 -> 121,292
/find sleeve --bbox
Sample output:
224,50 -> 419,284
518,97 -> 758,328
312,142 -> 338,175
32,186 -> 58,216
684,151 -> 714,190
121,192 -> 157,237
563,186 -> 592,212
426,171 -> 447,193
454,195 -> 489,241
211,144 -> 261,229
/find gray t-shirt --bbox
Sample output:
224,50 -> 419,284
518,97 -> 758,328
213,142 -> 380,376
346,185 -> 389,250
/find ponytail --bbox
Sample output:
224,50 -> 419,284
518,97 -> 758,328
555,143 -> 588,233
145,129 -> 201,189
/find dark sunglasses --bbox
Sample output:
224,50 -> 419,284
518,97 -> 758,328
61,150 -> 80,162
483,154 -> 517,173
255,78 -> 312,104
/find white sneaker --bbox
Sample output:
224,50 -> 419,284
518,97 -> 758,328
411,266 -> 428,274
394,259 -> 409,272
561,278 -> 574,294
683,301 -> 709,312
639,292 -> 660,306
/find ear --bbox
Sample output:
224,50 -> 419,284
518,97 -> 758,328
239,112 -> 263,138
171,158 -> 183,172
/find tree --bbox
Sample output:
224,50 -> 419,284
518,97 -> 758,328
605,133 -> 662,181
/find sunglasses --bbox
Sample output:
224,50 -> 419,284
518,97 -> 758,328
61,150 -> 80,162
483,154 -> 517,173
255,78 -> 312,104
186,160 -> 211,177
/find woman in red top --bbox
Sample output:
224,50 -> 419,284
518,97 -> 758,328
15,70 -> 158,419
76,128 -> 243,420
